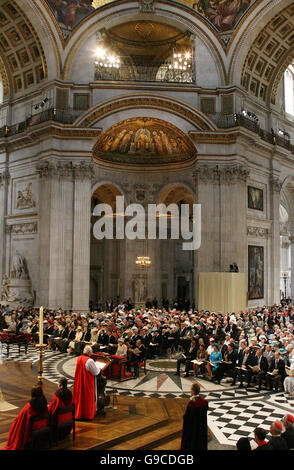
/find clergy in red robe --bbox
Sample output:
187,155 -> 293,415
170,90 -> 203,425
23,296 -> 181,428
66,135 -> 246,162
181,382 -> 209,450
48,377 -> 73,438
4,385 -> 48,450
73,345 -> 101,420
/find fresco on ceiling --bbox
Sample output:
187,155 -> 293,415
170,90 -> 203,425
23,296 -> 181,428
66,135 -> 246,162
94,118 -> 196,161
191,0 -> 256,31
44,0 -> 258,38
45,0 -> 95,36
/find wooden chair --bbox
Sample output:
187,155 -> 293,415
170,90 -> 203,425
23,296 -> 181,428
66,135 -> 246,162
29,411 -> 51,450
51,404 -> 75,446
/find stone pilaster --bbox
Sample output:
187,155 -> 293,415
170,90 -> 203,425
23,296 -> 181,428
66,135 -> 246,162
0,170 -> 10,286
270,175 -> 282,304
193,163 -> 249,307
72,162 -> 94,311
289,232 -> 294,299
37,160 -> 74,309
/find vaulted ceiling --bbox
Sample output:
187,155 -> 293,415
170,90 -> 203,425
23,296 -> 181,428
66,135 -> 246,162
0,1 -> 47,98
241,2 -> 294,104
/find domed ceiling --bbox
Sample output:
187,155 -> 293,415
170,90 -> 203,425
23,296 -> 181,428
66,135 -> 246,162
44,0 -> 260,41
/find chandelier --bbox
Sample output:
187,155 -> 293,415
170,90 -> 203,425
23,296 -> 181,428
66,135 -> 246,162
169,51 -> 192,72
94,47 -> 120,69
136,256 -> 151,267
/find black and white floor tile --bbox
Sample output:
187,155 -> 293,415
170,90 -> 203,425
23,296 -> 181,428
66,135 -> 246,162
2,347 -> 294,448
208,400 -> 290,446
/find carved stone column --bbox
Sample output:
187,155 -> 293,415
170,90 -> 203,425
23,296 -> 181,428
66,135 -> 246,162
270,175 -> 282,304
72,162 -> 94,311
193,163 -> 249,307
0,170 -> 10,286
289,231 -> 294,299
37,160 -> 74,309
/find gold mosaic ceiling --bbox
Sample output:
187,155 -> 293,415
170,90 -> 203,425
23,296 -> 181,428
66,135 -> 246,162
241,2 -> 294,104
102,21 -> 190,66
0,1 -> 47,97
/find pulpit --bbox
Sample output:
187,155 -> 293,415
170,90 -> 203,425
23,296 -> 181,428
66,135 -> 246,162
198,272 -> 246,313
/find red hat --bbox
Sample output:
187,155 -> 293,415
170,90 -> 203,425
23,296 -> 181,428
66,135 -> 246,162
284,414 -> 294,426
272,421 -> 283,433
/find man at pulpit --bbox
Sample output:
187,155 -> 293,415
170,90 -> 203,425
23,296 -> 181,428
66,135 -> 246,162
73,345 -> 101,420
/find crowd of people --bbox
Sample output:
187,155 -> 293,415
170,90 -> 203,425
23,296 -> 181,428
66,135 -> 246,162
1,297 -> 294,391
1,297 -> 294,451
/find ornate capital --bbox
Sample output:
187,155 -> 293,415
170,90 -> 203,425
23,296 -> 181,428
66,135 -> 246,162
0,169 -> 10,186
270,176 -> 283,193
37,160 -> 73,179
37,160 -> 94,180
193,164 -> 249,185
73,161 -> 95,180
139,0 -> 155,13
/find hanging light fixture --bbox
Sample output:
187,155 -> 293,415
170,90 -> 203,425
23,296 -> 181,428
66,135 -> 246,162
94,46 -> 121,69
136,256 -> 151,267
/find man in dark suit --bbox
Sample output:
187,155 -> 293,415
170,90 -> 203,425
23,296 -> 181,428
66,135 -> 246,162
250,347 -> 269,389
148,330 -> 161,358
214,344 -> 237,384
126,339 -> 146,378
175,339 -> 197,377
232,346 -> 256,387
266,351 -> 286,391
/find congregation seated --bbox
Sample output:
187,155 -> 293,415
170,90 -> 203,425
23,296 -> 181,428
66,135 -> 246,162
4,385 -> 48,450
1,298 -> 294,394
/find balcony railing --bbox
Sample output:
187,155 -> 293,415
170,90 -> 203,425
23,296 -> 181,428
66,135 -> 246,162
0,108 -> 293,155
94,63 -> 195,84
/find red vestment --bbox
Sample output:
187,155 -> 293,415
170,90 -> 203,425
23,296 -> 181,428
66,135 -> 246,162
73,354 -> 96,420
48,391 -> 73,425
4,402 -> 47,450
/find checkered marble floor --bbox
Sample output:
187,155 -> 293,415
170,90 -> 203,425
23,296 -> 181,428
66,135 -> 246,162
208,399 -> 290,446
3,346 -> 294,449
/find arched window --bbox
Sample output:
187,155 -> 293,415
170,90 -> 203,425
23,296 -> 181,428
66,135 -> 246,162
284,68 -> 294,116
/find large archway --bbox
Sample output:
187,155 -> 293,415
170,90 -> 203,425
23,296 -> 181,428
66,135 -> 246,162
90,114 -> 197,309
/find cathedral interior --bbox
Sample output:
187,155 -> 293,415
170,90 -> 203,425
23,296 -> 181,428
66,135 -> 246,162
1,0 -> 294,454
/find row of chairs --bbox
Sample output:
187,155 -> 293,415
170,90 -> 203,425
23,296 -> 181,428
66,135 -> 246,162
29,404 -> 75,449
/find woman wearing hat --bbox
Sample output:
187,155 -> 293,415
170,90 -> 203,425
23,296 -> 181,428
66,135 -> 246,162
116,337 -> 127,357
206,343 -> 222,380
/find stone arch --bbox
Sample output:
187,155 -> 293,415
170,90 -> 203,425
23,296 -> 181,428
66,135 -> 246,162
230,0 -> 294,104
91,180 -> 126,207
62,1 -> 226,85
75,93 -> 217,132
157,182 -> 196,205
